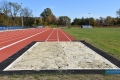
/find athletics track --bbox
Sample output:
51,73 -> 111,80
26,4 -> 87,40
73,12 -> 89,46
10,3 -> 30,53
0,28 -> 75,63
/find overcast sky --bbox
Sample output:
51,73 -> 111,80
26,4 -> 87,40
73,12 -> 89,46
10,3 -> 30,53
6,0 -> 120,21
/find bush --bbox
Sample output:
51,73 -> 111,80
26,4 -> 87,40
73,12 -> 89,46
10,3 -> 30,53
49,25 -> 58,28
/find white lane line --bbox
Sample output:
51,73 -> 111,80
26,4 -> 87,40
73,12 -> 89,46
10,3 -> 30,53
0,29 -> 43,45
48,39 -> 58,40
57,29 -> 59,42
60,29 -> 72,41
45,29 -> 54,42
0,30 -> 37,45
0,29 -> 35,40
0,29 -> 50,50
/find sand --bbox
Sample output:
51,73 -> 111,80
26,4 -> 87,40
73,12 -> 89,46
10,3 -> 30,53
4,42 -> 119,71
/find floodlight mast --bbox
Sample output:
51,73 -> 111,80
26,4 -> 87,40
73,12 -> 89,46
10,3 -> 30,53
88,13 -> 91,26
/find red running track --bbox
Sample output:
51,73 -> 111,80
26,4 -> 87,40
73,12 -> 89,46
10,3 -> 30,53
0,28 -> 75,62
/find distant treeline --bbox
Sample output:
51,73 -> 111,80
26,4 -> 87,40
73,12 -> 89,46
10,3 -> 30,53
71,17 -> 120,27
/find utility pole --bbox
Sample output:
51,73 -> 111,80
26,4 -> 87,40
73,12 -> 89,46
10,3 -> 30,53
88,13 -> 91,26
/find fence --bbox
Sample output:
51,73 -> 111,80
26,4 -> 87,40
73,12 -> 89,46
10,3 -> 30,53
0,26 -> 23,30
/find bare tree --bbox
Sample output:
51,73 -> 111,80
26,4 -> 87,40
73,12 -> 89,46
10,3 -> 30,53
9,2 -> 21,18
116,9 -> 120,18
21,7 -> 33,17
0,8 -> 2,13
0,0 -> 10,16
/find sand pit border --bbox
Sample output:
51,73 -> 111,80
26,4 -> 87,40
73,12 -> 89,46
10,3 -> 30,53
0,40 -> 120,75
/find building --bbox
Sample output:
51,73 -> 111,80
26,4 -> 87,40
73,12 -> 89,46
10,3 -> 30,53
81,25 -> 92,28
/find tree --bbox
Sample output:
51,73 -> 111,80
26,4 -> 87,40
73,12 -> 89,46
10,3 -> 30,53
20,7 -> 33,17
104,16 -> 113,26
46,15 -> 57,25
0,0 -> 10,16
99,17 -> 105,26
96,19 -> 100,26
40,8 -> 57,26
89,17 -> 96,26
72,18 -> 81,25
58,16 -> 71,26
0,0 -> 35,27
36,18 -> 42,26
80,17 -> 86,25
40,8 -> 53,21
9,2 -> 21,18
116,9 -> 120,18
20,7 -> 33,27
113,18 -> 118,25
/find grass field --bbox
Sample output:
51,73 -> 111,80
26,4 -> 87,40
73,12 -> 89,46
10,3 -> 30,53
63,27 -> 120,60
0,74 -> 120,80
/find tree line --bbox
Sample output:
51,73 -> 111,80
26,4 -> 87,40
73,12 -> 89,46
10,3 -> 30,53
72,16 -> 120,27
0,0 -> 120,28
0,0 -> 71,28
0,0 -> 34,27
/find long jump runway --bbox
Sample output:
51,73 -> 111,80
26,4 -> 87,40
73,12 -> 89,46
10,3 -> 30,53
0,28 -> 120,74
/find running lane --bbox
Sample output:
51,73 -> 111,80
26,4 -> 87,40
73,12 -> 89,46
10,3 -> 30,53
45,28 -> 75,42
45,29 -> 58,42
58,29 -> 75,41
0,28 -> 75,62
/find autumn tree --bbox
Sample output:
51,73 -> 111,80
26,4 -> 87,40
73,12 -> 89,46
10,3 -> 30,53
36,18 -> 42,26
104,16 -> 113,26
89,18 -> 96,26
40,8 -> 53,21
40,8 -> 57,26
58,16 -> 71,26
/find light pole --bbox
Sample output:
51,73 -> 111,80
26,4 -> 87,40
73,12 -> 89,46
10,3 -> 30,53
21,3 -> 23,28
35,10 -> 36,27
66,19 -> 67,27
88,13 -> 91,26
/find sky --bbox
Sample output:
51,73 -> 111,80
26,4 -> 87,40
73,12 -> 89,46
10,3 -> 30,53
2,0 -> 120,21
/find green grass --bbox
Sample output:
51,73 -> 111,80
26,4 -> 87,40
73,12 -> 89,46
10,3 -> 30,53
63,27 -> 120,60
0,74 -> 120,80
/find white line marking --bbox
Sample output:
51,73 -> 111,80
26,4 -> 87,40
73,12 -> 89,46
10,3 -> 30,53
57,29 -> 59,42
45,29 -> 54,42
0,29 -> 50,50
60,29 -> 71,41
0,29 -> 35,40
0,30 -> 37,44
48,39 -> 58,40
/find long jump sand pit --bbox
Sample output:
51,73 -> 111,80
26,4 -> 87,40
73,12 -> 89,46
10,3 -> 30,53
4,42 -> 119,71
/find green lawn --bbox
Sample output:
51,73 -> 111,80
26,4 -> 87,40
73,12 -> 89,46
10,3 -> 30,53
63,28 -> 120,60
